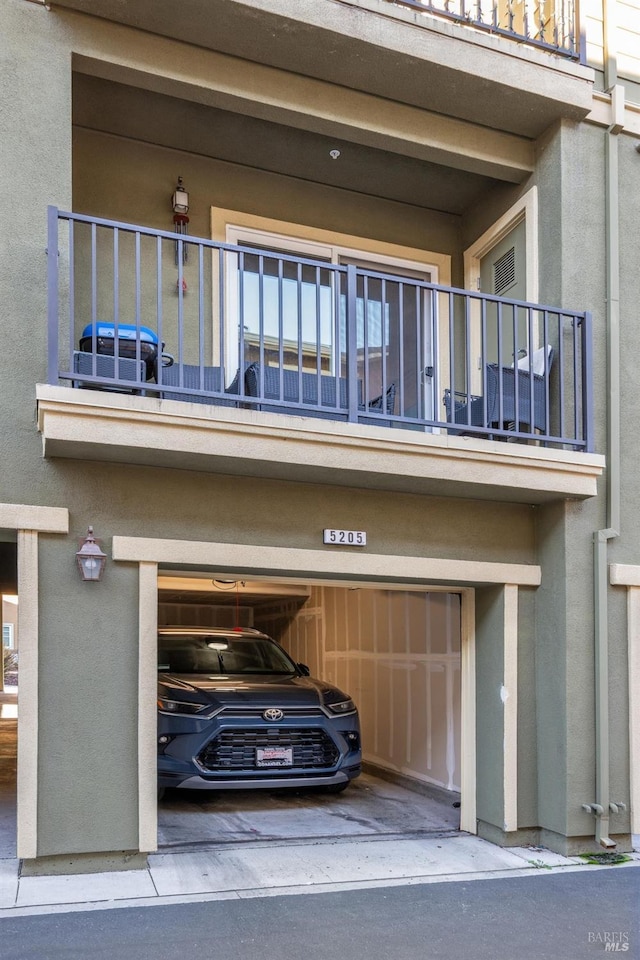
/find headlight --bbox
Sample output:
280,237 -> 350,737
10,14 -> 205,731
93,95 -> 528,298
326,699 -> 357,716
157,697 -> 208,716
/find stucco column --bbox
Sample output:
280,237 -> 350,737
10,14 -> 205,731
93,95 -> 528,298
474,583 -> 519,839
138,561 -> 158,852
16,530 -> 39,860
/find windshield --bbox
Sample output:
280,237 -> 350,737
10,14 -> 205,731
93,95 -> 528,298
157,633 -> 298,676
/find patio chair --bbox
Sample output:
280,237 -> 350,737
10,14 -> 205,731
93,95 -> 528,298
444,346 -> 554,438
158,364 -> 240,407
245,364 -> 359,420
359,382 -> 397,428
491,345 -> 554,433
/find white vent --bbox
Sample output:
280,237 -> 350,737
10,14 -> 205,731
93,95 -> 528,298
494,246 -> 516,295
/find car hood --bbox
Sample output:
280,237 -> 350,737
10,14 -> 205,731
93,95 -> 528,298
158,672 -> 351,709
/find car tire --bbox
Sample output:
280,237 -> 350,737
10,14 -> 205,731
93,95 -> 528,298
323,781 -> 350,794
157,787 -> 166,801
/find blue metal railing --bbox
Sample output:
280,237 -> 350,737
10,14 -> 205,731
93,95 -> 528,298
47,207 -> 593,451
382,0 -> 582,60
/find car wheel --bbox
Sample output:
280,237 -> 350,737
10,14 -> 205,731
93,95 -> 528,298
157,787 -> 166,801
323,781 -> 349,794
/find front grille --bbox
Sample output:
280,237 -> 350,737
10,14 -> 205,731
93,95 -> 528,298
199,728 -> 340,771
218,706 -> 325,719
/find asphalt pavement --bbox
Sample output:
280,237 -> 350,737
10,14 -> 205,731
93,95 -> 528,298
1,866 -> 637,960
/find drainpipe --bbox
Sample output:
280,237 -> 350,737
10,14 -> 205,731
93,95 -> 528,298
584,0 -> 622,848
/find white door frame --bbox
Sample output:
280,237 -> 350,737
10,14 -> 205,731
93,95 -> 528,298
464,187 -> 539,391
114,536 -> 541,852
212,209 -> 451,417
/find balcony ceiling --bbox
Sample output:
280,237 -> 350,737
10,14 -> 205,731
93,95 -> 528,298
55,0 -> 593,139
72,74 -> 502,215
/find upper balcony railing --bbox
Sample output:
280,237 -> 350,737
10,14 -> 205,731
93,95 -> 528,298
383,0 -> 582,59
46,207 -> 593,452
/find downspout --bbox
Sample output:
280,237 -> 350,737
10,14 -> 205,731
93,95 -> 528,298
586,0 -> 622,847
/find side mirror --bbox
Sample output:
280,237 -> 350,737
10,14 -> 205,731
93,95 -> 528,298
297,662 -> 311,676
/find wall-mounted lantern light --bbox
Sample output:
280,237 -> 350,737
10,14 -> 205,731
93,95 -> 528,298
172,176 -> 189,214
172,176 -> 190,266
76,527 -> 107,582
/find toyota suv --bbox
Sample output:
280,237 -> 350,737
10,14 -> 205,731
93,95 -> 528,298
158,626 -> 361,793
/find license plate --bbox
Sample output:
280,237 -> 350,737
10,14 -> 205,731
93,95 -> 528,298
256,746 -> 293,767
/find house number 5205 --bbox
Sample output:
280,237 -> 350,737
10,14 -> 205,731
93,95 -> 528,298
323,529 -> 367,546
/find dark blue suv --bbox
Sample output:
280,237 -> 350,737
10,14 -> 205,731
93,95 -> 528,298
158,627 -> 361,793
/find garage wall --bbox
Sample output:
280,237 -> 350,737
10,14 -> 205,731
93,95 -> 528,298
280,587 -> 461,793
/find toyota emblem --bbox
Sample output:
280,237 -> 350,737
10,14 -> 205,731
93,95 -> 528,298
263,708 -> 284,722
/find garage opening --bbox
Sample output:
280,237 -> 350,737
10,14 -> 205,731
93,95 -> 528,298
156,575 -> 462,850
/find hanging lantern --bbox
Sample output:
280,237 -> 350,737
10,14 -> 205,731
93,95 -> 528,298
76,527 -> 107,582
172,177 -> 190,265
172,177 -> 189,214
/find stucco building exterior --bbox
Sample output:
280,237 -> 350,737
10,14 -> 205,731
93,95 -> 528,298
0,0 -> 638,874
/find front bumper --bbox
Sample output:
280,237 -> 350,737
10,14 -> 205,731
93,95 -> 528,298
158,707 -> 361,790
174,770 -> 359,790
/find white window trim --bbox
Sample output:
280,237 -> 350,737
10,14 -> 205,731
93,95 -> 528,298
3,623 -> 14,648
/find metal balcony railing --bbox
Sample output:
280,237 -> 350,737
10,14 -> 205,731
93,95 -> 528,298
382,0 -> 582,59
47,208 -> 594,451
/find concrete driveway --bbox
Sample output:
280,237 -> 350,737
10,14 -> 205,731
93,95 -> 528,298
157,771 -> 461,851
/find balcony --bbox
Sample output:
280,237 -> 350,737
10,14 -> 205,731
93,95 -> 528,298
385,0 -> 581,59
37,208 -> 603,503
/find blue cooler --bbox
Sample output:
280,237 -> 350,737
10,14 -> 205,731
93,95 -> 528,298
80,323 -> 163,381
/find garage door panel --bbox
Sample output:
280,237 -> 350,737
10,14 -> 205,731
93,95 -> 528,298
428,593 -> 461,655
451,661 -> 462,791
358,590 -> 375,653
407,593 -> 428,655
425,663 -> 450,787
374,592 -> 391,654
323,588 -> 339,652
357,656 -> 377,756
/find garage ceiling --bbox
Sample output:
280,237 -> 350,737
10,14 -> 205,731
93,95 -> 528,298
158,575 -> 310,607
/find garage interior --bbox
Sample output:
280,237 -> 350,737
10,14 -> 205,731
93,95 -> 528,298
157,574 -> 462,851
